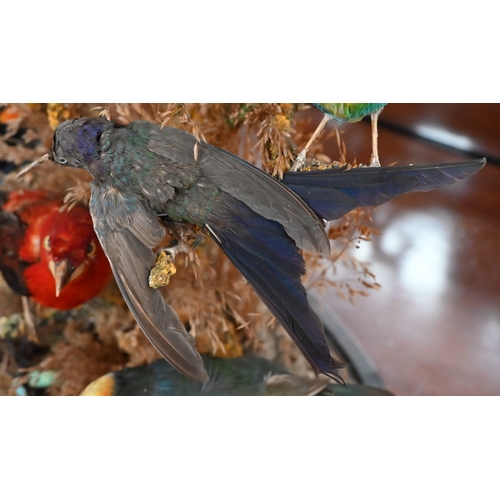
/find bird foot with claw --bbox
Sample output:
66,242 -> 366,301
357,160 -> 381,169
291,152 -> 307,172
357,161 -> 381,169
163,240 -> 198,263
164,233 -> 203,264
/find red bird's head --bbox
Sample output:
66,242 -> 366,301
39,207 -> 105,299
1,190 -> 113,310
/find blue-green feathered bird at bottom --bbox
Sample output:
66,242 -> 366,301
18,116 -> 485,384
80,355 -> 394,396
292,103 -> 386,170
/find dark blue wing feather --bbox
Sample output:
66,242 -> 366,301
206,193 -> 346,381
283,159 -> 486,220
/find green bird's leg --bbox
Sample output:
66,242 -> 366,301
368,108 -> 383,167
291,114 -> 332,171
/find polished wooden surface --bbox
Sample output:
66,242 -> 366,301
313,104 -> 500,395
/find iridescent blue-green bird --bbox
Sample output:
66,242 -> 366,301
80,355 -> 393,396
293,103 -> 386,170
18,116 -> 485,383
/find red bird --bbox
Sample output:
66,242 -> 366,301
0,189 -> 112,309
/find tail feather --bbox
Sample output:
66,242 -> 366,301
283,159 -> 486,220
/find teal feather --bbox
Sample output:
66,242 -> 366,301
313,103 -> 386,123
80,355 -> 393,396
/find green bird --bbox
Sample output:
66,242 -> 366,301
293,103 -> 386,170
80,355 -> 393,396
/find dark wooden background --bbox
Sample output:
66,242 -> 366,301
311,103 -> 500,395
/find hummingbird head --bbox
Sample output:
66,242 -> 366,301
40,205 -> 103,297
49,117 -> 113,178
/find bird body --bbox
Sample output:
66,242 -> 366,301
313,103 -> 386,123
293,103 -> 387,170
0,189 -> 112,309
41,117 -> 486,383
80,355 -> 393,396
81,355 -> 320,396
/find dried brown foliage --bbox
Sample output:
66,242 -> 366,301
305,207 -> 381,304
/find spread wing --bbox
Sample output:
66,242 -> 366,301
204,192 -> 346,381
144,123 -> 331,256
90,183 -> 208,383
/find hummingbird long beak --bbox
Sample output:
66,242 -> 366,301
15,153 -> 50,180
48,259 -> 75,297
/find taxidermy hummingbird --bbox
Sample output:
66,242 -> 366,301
17,116 -> 485,383
292,103 -> 386,170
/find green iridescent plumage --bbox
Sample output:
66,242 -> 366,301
313,103 -> 386,123
80,355 -> 394,396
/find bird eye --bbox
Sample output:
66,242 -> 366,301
86,241 -> 96,257
58,157 -> 67,164
43,236 -> 51,251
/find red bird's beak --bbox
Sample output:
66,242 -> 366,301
49,259 -> 76,297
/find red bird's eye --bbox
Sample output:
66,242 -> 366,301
43,235 -> 51,251
86,241 -> 97,257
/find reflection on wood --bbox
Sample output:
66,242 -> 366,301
314,104 -> 500,395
